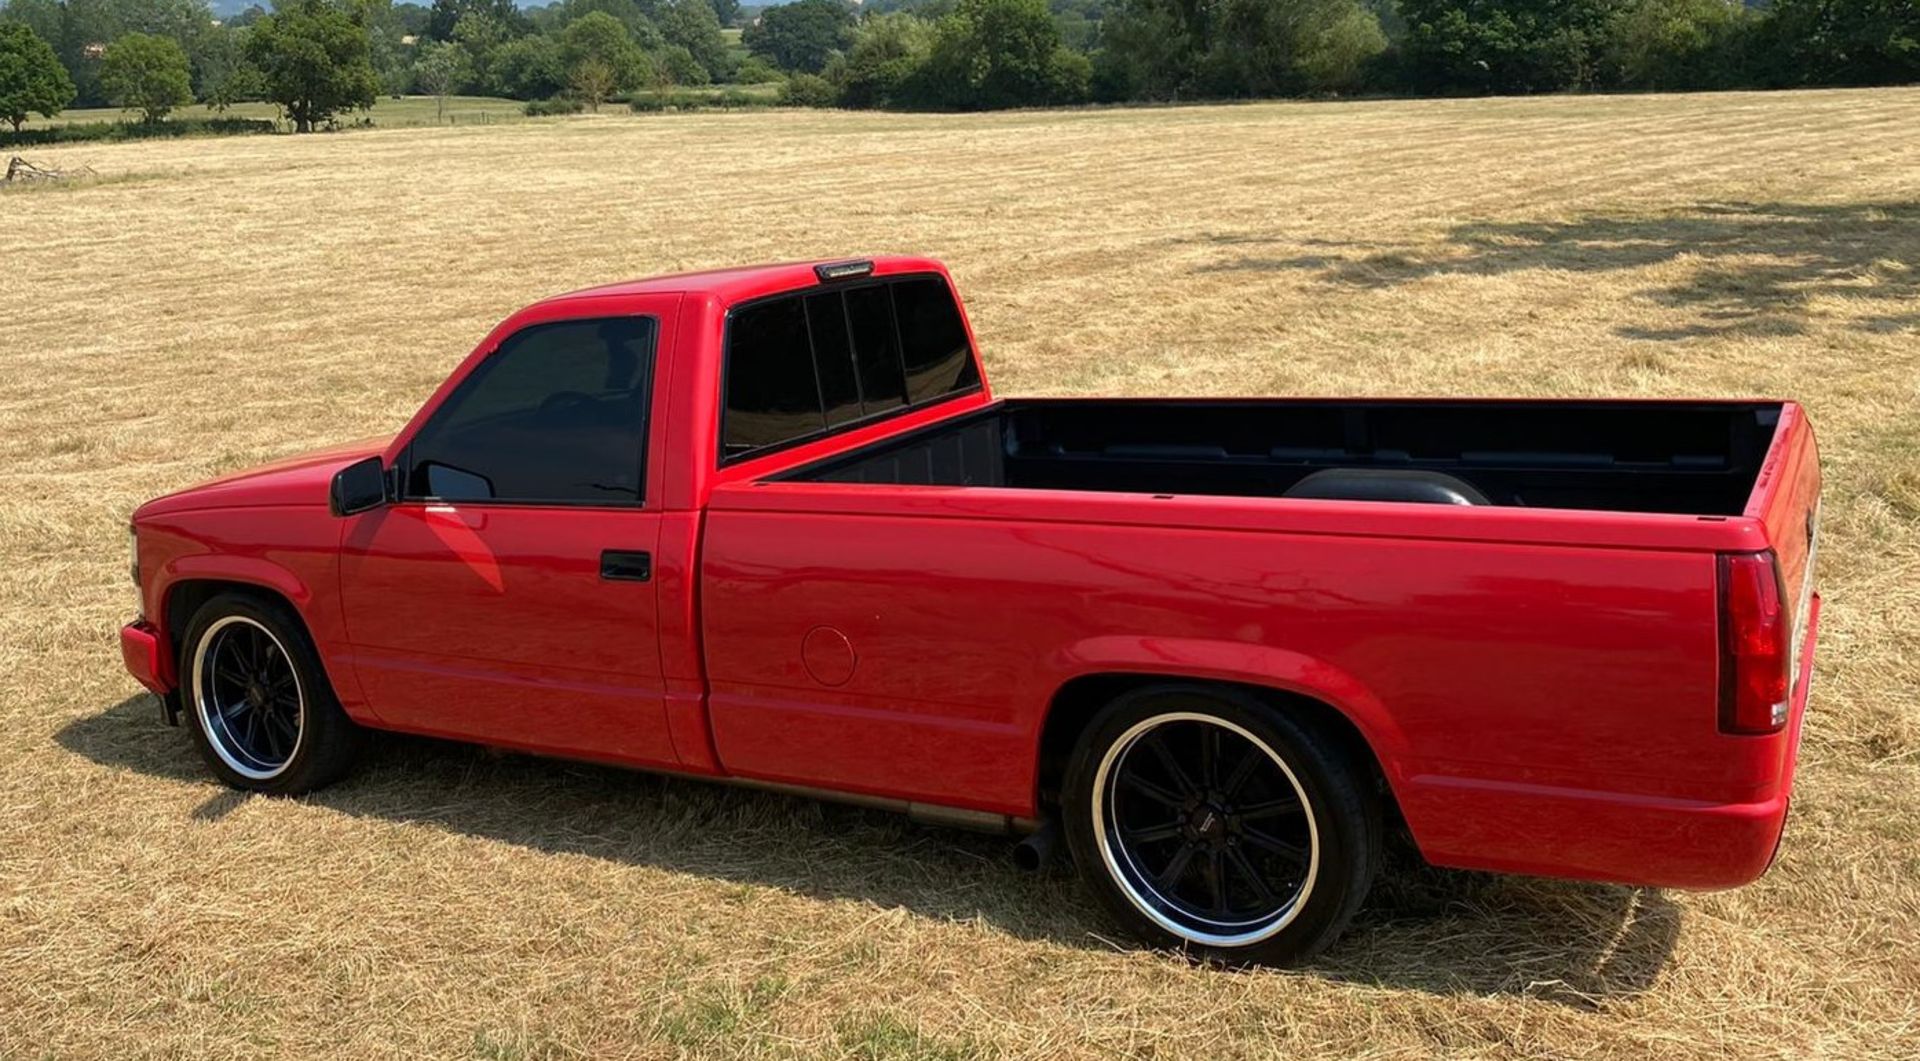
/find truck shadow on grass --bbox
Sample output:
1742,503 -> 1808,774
59,694 -> 1677,1007
1190,201 -> 1920,340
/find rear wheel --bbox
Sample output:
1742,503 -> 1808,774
1061,684 -> 1380,965
179,592 -> 361,794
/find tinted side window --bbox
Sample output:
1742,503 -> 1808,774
405,317 -> 655,503
725,296 -> 824,456
894,278 -> 979,402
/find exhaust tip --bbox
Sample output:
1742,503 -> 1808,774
1011,821 -> 1058,873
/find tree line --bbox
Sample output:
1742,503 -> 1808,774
3,0 -> 1917,132
0,0 -> 751,132
807,0 -> 1920,108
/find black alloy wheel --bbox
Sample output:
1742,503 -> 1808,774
1061,685 -> 1381,964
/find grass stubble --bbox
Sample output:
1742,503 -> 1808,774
2,89 -> 1918,1058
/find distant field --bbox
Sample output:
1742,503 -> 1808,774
33,86 -> 785,134
4,90 -> 1918,1058
38,94 -> 534,130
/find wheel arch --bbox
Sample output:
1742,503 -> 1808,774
1032,644 -> 1411,827
160,571 -> 325,712
160,572 -> 377,728
162,575 -> 307,659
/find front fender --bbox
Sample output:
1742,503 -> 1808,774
137,510 -> 370,720
154,554 -> 315,617
1049,634 -> 1413,778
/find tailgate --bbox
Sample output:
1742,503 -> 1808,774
1746,401 -> 1822,695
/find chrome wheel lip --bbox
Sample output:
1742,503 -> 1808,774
1091,711 -> 1320,948
191,615 -> 305,782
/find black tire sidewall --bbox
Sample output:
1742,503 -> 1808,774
1061,684 -> 1380,965
177,591 -> 357,795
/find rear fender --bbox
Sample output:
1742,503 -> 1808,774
1050,635 -> 1413,778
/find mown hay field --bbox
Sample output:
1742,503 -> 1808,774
3,90 -> 1918,1058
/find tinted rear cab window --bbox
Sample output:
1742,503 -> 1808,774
893,278 -> 976,402
724,275 -> 979,460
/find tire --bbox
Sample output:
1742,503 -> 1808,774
177,591 -> 362,795
1060,684 -> 1381,965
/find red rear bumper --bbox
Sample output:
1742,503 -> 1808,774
120,620 -> 174,695
1404,593 -> 1821,890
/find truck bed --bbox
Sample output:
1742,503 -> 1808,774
783,398 -> 1785,515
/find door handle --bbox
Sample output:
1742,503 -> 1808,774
600,550 -> 652,582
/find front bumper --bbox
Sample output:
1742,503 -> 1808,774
120,620 -> 173,696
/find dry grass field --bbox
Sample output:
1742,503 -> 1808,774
4,89 -> 1919,1058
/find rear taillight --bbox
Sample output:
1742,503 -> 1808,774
1718,551 -> 1790,735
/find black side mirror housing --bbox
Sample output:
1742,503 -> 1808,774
330,456 -> 389,516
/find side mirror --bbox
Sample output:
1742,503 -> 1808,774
330,456 -> 389,517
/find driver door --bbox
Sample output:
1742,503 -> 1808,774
337,301 -> 678,767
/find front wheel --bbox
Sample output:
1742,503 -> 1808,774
179,591 -> 361,794
1061,685 -> 1381,965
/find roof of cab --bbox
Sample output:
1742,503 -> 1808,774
537,255 -> 947,308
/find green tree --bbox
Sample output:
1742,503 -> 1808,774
0,19 -> 74,131
424,0 -> 523,42
560,9 -> 643,72
742,0 -> 854,73
825,12 -> 934,107
1055,6 -> 1101,53
1291,1 -> 1389,90
569,55 -> 616,105
31,0 -> 215,107
391,2 -> 433,34
1396,0 -> 1619,94
412,37 -> 468,119
230,5 -> 273,29
1753,0 -> 1920,88
1092,0 -> 1189,99
361,0 -> 415,97
2,0 -> 64,52
777,68 -> 837,104
659,0 -> 729,81
733,53 -> 783,83
917,0 -> 1089,108
246,0 -> 380,132
1607,0 -> 1749,90
561,9 -> 648,104
488,33 -> 566,98
708,0 -> 740,26
99,31 -> 193,122
1097,0 -> 1384,100
451,10 -> 513,92
194,24 -> 266,110
1205,0 -> 1386,95
551,0 -> 664,46
656,41 -> 705,83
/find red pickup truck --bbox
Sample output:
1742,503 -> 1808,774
121,256 -> 1822,963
